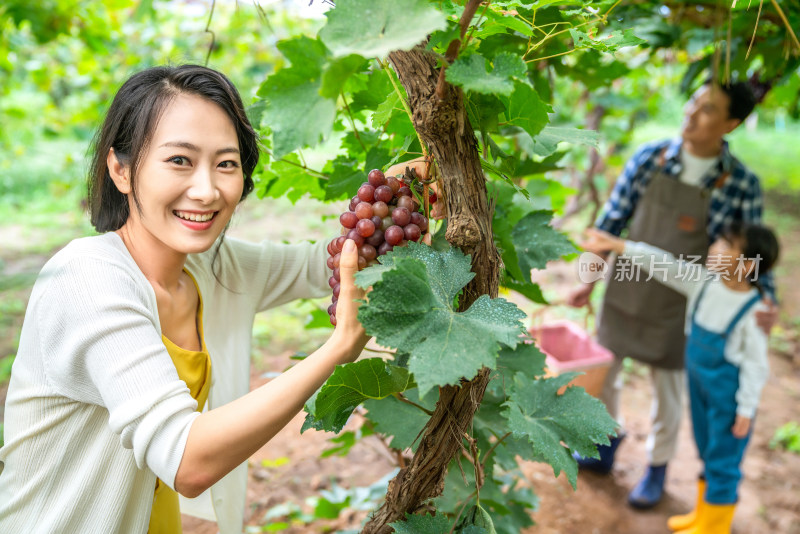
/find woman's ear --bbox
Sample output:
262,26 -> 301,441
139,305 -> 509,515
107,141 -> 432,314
107,147 -> 131,195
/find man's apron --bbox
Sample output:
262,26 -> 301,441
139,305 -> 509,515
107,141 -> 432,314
597,158 -> 720,369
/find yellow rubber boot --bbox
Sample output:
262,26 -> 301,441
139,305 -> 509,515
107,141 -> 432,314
667,479 -> 706,531
675,502 -> 736,534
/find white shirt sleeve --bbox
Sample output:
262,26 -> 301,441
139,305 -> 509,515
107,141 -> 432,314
210,237 -> 332,313
35,255 -> 200,488
731,309 -> 770,418
622,240 -> 706,301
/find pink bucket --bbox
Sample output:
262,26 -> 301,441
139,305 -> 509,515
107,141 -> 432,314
529,320 -> 613,397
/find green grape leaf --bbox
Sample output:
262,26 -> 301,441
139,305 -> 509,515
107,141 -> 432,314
511,210 -> 578,275
569,28 -> 647,52
372,90 -> 401,128
355,243 -> 527,395
389,512 -> 452,534
303,358 -> 414,433
324,157 -> 363,200
319,0 -> 448,58
320,54 -> 368,98
446,52 -> 527,96
257,37 -> 336,158
502,278 -> 548,304
256,153 -> 325,203
305,308 -> 334,330
502,373 -> 618,488
525,126 -> 600,158
503,82 -> 552,139
496,342 -> 547,381
363,389 -> 432,451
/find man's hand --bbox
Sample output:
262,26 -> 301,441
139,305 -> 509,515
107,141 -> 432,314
567,283 -> 595,308
732,415 -> 751,438
580,228 -> 626,256
755,297 -> 778,336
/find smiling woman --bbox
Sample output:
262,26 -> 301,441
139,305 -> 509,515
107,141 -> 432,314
0,65 -> 369,534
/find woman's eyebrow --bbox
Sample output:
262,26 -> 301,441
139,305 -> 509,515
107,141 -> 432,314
159,141 -> 240,155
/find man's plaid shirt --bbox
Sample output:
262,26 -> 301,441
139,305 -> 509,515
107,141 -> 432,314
595,137 -> 775,297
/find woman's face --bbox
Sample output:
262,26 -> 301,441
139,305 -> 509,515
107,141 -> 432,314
119,93 -> 244,255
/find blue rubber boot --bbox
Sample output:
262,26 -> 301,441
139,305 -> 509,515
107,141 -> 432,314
573,433 -> 625,474
628,464 -> 667,509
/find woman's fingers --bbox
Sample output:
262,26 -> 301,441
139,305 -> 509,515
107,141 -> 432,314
335,240 -> 367,346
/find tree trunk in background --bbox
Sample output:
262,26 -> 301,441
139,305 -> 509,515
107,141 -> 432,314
360,46 -> 501,534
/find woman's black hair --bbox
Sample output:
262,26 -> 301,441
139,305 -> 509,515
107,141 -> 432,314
722,221 -> 780,294
87,64 -> 259,232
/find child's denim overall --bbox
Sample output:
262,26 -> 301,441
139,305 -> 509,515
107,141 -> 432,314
686,281 -> 761,504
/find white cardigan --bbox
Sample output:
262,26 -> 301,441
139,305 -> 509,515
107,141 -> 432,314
0,231 -> 330,533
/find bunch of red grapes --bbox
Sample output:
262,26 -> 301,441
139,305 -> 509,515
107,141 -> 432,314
326,168 -> 437,325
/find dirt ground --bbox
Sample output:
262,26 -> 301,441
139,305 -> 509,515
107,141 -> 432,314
1,198 -> 798,534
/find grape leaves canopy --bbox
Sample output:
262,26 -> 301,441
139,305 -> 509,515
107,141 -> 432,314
252,0 -> 799,532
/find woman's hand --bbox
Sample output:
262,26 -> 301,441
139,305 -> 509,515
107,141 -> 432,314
331,239 -> 369,358
385,157 -> 444,221
580,228 -> 625,256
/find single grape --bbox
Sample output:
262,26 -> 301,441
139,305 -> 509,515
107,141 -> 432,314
377,241 -> 394,255
328,276 -> 338,289
372,200 -> 389,218
327,302 -> 335,315
397,195 -> 416,211
391,206 -> 411,226
349,195 -> 360,211
332,253 -> 341,268
374,185 -> 393,203
326,255 -> 335,270
357,183 -> 375,202
360,243 -> 377,261
333,284 -> 341,298
354,201 -> 374,220
330,300 -> 337,315
333,267 -> 340,281
356,218 -> 376,237
357,256 -> 367,270
368,169 -> 386,187
345,229 -> 365,247
370,215 -> 383,230
340,211 -> 358,229
385,225 -> 404,246
404,223 -> 421,242
366,228 -> 384,247
382,216 -> 394,230
330,314 -> 337,326
410,212 -> 428,232
428,190 -> 438,204
397,185 -> 412,198
386,176 -> 402,193
335,236 -> 346,252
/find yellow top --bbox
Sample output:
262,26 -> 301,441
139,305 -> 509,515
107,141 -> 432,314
148,270 -> 212,534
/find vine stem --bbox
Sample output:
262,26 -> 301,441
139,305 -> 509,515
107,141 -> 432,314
769,0 -> 800,52
381,60 -> 427,157
392,392 -> 435,416
480,431 -> 512,473
262,148 -> 328,179
434,0 -> 485,100
341,92 -> 367,151
204,0 -> 216,66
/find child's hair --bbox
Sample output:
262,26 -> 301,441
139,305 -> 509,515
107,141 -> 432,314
87,65 -> 259,233
722,221 -> 780,294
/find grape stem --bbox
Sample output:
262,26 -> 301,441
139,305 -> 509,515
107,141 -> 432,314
341,92 -> 367,151
380,59 -> 428,157
262,148 -> 328,179
392,392 -> 434,416
480,431 -> 512,473
434,0 -> 485,101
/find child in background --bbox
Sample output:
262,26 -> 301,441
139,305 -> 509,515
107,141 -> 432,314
581,221 -> 779,534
